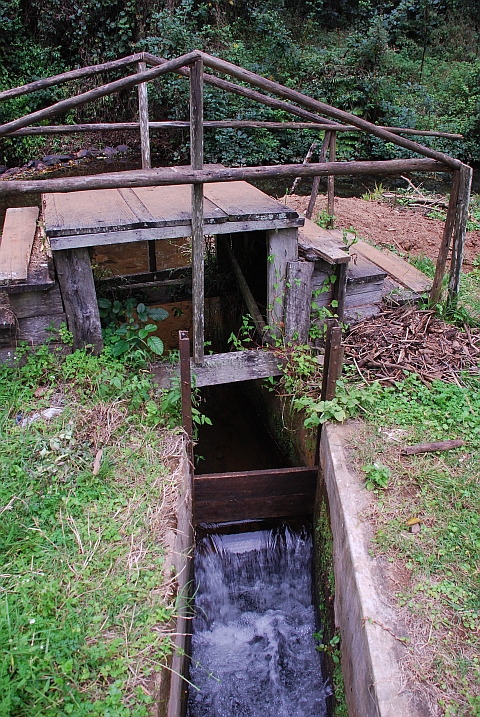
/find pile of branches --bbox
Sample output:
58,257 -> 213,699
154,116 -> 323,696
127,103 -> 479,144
344,307 -> 480,385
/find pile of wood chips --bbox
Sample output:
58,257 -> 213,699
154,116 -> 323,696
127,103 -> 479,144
344,306 -> 480,385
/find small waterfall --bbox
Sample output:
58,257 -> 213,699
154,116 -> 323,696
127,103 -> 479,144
187,523 -> 331,717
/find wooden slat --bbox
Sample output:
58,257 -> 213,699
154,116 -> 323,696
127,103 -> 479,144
44,190 -> 143,237
285,261 -> 314,342
132,184 -> 228,226
49,217 -> 303,251
194,465 -> 317,523
153,350 -> 284,389
204,181 -> 298,221
339,236 -> 431,293
297,218 -> 350,264
0,207 -> 39,283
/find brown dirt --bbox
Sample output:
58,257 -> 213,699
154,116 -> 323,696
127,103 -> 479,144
286,194 -> 480,271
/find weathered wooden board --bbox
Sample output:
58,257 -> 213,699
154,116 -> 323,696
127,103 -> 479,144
285,261 -> 314,342
0,207 -> 39,283
298,218 -> 350,265
9,285 -> 64,319
54,248 -> 103,353
49,217 -> 303,251
44,190 -> 144,237
267,227 -> 298,331
204,181 -> 297,222
194,465 -> 318,523
153,350 -> 284,389
328,233 -> 431,293
133,184 -> 228,226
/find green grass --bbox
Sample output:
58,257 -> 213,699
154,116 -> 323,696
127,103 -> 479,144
0,345 -> 183,716
350,375 -> 480,715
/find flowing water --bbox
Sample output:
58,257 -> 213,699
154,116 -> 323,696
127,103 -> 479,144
187,522 -> 331,717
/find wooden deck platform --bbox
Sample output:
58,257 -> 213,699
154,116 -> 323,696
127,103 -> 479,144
43,178 -> 303,250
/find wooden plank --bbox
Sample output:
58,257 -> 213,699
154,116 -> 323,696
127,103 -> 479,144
49,217 -> 304,251
153,350 -> 284,389
284,261 -> 314,342
0,207 -> 39,283
53,249 -> 103,353
194,465 -> 317,523
44,190 -> 144,237
9,285 -> 64,319
344,237 -> 431,293
347,254 -> 386,284
267,227 -> 298,333
133,184 -> 227,226
204,181 -> 298,222
298,218 -> 350,265
334,261 -> 347,321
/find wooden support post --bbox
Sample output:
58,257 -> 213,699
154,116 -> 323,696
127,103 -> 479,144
266,227 -> 298,335
137,61 -> 156,273
327,131 -> 336,220
137,62 -> 151,170
333,261 -> 348,321
179,330 -> 194,467
430,170 -> 460,305
221,236 -> 266,338
53,248 -> 103,353
448,163 -> 473,303
284,261 -> 314,343
306,132 -> 332,220
190,57 -> 205,366
325,325 -> 342,401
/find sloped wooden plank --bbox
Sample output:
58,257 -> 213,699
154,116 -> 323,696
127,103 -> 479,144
204,181 -> 297,221
298,218 -> 350,264
0,207 -> 39,283
346,237 -> 431,293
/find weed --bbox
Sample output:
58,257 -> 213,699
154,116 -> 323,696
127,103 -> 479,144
361,182 -> 384,201
98,297 -> 168,364
316,208 -> 336,229
362,462 -> 390,491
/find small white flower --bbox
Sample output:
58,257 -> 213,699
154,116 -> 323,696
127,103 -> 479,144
29,618 -> 35,624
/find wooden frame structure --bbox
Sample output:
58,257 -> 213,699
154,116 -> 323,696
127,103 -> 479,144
0,50 -> 472,360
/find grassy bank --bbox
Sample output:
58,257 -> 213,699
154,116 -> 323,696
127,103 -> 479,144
0,345 -> 184,716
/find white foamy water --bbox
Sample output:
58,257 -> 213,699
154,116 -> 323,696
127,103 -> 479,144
187,524 -> 331,717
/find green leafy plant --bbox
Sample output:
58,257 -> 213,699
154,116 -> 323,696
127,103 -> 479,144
362,462 -> 390,491
98,297 -> 168,362
361,183 -> 384,201
316,208 -> 336,229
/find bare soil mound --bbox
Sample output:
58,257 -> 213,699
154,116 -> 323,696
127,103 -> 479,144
286,194 -> 480,271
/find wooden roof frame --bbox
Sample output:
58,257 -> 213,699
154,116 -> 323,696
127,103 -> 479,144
0,50 -> 472,334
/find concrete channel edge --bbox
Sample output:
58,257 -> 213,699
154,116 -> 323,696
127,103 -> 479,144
321,422 -> 421,717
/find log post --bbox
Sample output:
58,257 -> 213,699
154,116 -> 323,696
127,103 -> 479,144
266,228 -> 298,336
284,261 -> 314,343
179,330 -> 194,467
190,57 -> 205,365
327,132 -> 336,220
430,170 -> 460,305
306,132 -> 332,220
448,163 -> 473,303
333,259 -> 348,321
137,61 -> 156,273
137,62 -> 151,170
53,248 -> 103,353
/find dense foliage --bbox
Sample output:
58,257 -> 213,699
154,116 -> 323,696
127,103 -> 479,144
1,0 -> 479,166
